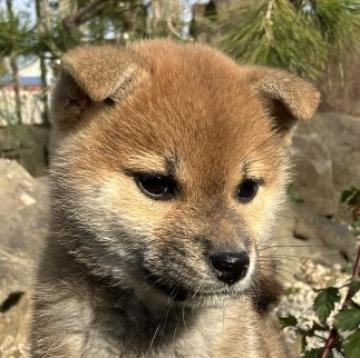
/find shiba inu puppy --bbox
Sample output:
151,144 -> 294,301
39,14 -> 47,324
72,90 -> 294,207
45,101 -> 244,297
30,40 -> 319,357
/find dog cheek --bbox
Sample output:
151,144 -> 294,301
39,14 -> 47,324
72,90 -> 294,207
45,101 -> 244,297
239,187 -> 286,244
98,175 -> 171,229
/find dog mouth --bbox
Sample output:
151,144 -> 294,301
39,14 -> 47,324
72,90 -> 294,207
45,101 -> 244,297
143,268 -> 244,302
143,267 -> 191,301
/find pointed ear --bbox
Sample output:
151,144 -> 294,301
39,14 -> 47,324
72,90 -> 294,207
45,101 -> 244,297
52,45 -> 145,129
243,66 -> 320,134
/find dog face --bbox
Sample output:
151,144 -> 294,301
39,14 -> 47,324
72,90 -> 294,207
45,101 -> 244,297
51,40 -> 319,307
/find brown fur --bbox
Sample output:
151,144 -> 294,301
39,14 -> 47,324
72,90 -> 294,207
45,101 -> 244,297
30,39 -> 319,357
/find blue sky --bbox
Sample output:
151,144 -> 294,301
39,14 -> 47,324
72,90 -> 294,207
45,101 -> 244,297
0,0 -> 35,24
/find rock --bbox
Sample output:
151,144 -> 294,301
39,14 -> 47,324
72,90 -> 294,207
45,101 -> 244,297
291,112 -> 360,219
0,125 -> 49,177
0,293 -> 32,358
291,124 -> 336,216
0,159 -> 48,357
320,113 -> 360,194
293,204 -> 357,263
272,203 -> 357,277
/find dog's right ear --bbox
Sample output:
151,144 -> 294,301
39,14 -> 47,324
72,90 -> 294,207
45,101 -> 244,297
242,66 -> 320,136
52,45 -> 145,129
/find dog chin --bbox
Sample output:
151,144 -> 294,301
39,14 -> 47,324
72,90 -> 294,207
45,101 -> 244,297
136,269 -> 254,309
146,284 -> 251,310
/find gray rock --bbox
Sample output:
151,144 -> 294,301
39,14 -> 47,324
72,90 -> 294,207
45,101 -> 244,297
291,126 -> 336,216
0,125 -> 49,177
293,204 -> 356,263
291,112 -> 360,219
0,159 -> 48,357
312,113 -> 360,193
272,203 -> 357,278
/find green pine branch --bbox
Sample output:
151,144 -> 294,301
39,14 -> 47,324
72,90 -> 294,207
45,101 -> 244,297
208,0 -> 360,81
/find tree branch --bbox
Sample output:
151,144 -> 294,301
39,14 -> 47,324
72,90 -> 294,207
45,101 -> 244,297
62,0 -> 109,32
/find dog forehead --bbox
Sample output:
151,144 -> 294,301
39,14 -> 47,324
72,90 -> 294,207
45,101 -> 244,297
108,93 -> 268,168
106,43 -> 270,152
134,40 -> 251,102
78,42 -> 278,176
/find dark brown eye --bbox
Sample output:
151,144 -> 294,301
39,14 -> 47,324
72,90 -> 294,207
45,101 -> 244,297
236,179 -> 260,203
135,174 -> 177,200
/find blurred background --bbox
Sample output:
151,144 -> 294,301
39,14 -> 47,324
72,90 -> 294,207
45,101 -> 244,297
0,1 -> 360,357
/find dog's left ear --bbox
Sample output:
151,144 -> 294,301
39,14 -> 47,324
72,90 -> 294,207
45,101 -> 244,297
244,66 -> 320,134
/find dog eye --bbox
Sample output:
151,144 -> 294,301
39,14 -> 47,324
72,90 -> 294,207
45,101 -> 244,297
135,174 -> 177,200
236,179 -> 260,203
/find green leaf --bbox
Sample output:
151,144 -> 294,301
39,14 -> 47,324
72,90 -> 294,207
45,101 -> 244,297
344,329 -> 360,358
301,334 -> 307,351
302,348 -> 324,358
334,308 -> 360,331
352,220 -> 360,236
308,322 -> 327,334
313,287 -> 341,323
348,280 -> 360,299
341,188 -> 360,206
279,314 -> 298,328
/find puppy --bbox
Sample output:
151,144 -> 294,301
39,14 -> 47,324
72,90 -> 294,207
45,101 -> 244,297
30,40 -> 319,357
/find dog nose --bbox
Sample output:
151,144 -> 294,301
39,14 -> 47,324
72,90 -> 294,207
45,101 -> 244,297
210,251 -> 250,285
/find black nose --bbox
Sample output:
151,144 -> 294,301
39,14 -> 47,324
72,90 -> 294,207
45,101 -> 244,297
210,251 -> 250,285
